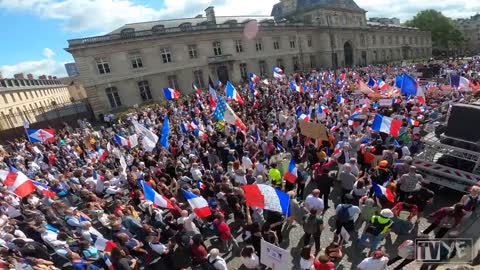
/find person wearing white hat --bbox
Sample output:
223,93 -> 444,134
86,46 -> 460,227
207,248 -> 228,270
357,209 -> 394,251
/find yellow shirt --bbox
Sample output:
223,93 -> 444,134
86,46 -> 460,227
269,168 -> 282,185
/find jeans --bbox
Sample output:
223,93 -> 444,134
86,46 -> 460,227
388,256 -> 414,270
304,232 -> 321,252
357,233 -> 385,251
320,190 -> 330,209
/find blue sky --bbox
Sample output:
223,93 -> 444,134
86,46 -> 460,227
0,0 -> 478,78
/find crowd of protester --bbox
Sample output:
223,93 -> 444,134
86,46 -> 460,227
1,60 -> 480,270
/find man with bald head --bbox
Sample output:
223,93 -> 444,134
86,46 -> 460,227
304,189 -> 324,217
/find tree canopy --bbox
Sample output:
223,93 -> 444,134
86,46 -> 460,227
405,9 -> 464,51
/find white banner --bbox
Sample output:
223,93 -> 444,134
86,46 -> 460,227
260,239 -> 289,270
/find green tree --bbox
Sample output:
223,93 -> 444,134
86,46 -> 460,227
405,9 -> 464,54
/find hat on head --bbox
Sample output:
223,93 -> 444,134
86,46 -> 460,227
379,160 -> 388,167
380,209 -> 394,218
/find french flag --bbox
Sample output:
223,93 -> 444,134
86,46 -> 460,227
367,76 -> 376,88
0,167 -> 36,197
95,237 -> 117,253
377,79 -> 389,91
408,118 -> 420,127
217,80 -> 223,88
318,105 -> 329,114
192,83 -> 202,95
183,189 -> 212,218
290,81 -> 301,92
336,96 -> 346,104
97,148 -> 108,161
283,158 -> 298,184
273,66 -> 284,78
179,122 -> 190,133
276,142 -> 285,152
241,184 -> 290,215
208,77 -> 217,108
196,180 -> 206,190
249,72 -> 260,82
141,180 -> 173,209
114,134 -> 131,147
32,181 -> 56,197
350,111 -> 361,119
372,182 -> 395,202
194,129 -> 208,139
163,87 -> 181,100
104,255 -> 114,270
226,81 -> 245,105
249,82 -> 259,96
372,114 -> 402,137
330,125 -> 339,132
297,113 -> 310,122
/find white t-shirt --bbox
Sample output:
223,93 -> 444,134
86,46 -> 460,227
305,195 -> 324,213
299,257 -> 314,270
357,257 -> 388,270
208,256 -> 228,270
177,214 -> 200,234
240,254 -> 260,269
242,156 -> 253,170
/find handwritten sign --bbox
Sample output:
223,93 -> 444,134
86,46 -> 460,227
378,99 -> 393,107
261,239 -> 289,270
298,121 -> 328,140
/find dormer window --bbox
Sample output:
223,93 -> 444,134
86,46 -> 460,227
152,25 -> 165,33
179,23 -> 192,31
120,28 -> 135,38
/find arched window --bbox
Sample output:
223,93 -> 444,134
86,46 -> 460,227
105,87 -> 122,108
120,28 -> 135,39
152,25 -> 165,33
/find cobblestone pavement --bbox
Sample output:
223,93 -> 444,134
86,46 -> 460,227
170,183 -> 472,270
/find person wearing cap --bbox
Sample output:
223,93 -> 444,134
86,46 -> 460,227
397,166 -> 424,202
357,209 -> 394,251
357,250 -> 389,270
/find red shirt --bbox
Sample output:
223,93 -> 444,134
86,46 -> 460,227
214,220 -> 231,240
313,260 -> 335,270
191,243 -> 208,259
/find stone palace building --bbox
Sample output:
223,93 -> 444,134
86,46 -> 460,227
66,0 -> 432,116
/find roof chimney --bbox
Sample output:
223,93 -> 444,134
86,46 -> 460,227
14,73 -> 25,79
48,75 -> 53,80
53,76 -> 57,80
39,75 -> 47,80
27,74 -> 34,80
205,6 -> 216,25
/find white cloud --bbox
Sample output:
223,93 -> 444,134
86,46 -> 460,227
1,49 -> 67,78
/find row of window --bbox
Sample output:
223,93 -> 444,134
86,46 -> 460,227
1,88 -> 67,104
1,96 -> 70,127
95,37 -> 313,75
0,79 -> 62,88
367,34 -> 429,47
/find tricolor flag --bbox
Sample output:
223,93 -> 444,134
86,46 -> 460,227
408,118 -> 420,127
196,180 -> 206,190
226,81 -> 245,105
212,96 -> 247,131
113,134 -> 131,148
297,113 -> 310,122
104,255 -> 114,270
283,158 -> 298,184
276,142 -> 285,152
32,181 -> 56,197
241,184 -> 290,215
367,76 -> 376,88
372,182 -> 395,202
163,87 -> 181,100
377,78 -> 388,91
249,72 -> 260,82
330,124 -> 339,132
95,237 -> 117,253
0,167 -> 36,197
350,111 -> 361,119
336,96 -> 346,104
318,105 -> 329,114
141,180 -> 173,209
27,129 -> 55,143
273,66 -> 284,79
183,189 -> 212,218
194,129 -> 208,139
192,83 -> 202,99
290,81 -> 301,92
97,148 -> 108,161
372,114 -> 402,137
249,82 -> 259,97
208,77 -> 217,108
217,80 -> 223,88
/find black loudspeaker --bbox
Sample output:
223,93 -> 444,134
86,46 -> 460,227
445,104 -> 480,143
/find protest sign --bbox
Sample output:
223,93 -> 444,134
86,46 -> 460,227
378,99 -> 393,107
298,121 -> 328,140
260,239 -> 289,270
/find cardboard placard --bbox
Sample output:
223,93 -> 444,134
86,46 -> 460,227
298,121 -> 328,140
378,99 -> 393,107
260,239 -> 289,270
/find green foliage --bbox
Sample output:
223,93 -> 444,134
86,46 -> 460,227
405,9 -> 464,50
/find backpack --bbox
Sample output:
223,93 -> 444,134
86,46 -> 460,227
303,214 -> 320,234
336,204 -> 353,222
201,257 -> 220,270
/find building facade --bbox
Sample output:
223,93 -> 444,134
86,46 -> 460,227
66,0 -> 431,116
0,76 -> 72,130
59,76 -> 88,101
456,14 -> 480,55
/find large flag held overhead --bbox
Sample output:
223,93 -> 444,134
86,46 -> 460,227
95,237 -> 117,253
182,189 -> 212,218
0,167 -> 36,197
113,134 -> 131,148
225,81 -> 245,105
241,184 -> 290,215
273,66 -> 284,79
372,114 -> 402,137
212,96 -> 247,131
141,180 -> 173,209
159,116 -> 170,150
400,73 -> 417,95
32,181 -> 56,197
283,158 -> 298,184
27,129 -> 55,143
208,77 -> 217,108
